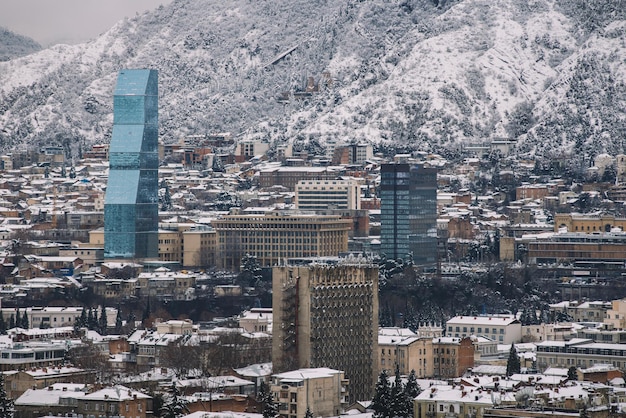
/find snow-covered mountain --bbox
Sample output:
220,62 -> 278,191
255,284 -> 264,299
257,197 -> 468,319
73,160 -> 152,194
0,0 -> 624,171
0,27 -> 41,62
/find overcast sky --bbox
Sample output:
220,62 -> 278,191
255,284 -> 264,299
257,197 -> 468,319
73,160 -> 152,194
0,0 -> 174,47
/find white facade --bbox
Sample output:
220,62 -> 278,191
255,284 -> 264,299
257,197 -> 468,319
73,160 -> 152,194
446,315 -> 522,344
2,307 -> 83,329
295,179 -> 361,210
238,307 -> 272,334
236,140 -> 270,159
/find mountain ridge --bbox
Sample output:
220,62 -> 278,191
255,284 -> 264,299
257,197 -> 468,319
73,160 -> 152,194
0,0 -> 624,172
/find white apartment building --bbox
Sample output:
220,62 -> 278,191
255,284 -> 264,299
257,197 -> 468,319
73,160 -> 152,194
1,307 -> 83,329
295,179 -> 361,211
446,315 -> 522,344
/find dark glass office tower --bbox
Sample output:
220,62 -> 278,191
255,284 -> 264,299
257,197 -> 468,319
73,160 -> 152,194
380,163 -> 437,265
104,69 -> 159,260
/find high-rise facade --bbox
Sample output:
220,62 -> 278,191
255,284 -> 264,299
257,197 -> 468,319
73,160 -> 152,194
272,258 -> 378,402
104,69 -> 159,260
380,163 -> 437,265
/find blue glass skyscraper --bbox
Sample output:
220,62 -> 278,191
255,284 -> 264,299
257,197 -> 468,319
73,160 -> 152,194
104,69 -> 159,260
380,163 -> 437,265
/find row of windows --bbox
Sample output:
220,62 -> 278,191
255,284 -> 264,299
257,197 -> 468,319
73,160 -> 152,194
297,190 -> 350,194
537,346 -> 626,356
448,326 -> 504,334
158,239 -> 178,244
542,356 -> 623,369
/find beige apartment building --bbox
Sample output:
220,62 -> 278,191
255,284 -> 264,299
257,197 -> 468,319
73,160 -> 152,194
378,328 -> 434,378
606,298 -> 626,329
182,227 -> 217,267
212,211 -> 351,270
432,337 -> 475,379
89,226 -> 217,268
271,368 -> 348,418
272,258 -> 378,403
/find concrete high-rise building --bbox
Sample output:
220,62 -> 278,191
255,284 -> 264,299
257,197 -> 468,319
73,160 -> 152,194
380,163 -> 437,265
272,258 -> 378,402
211,211 -> 351,270
104,69 -> 159,260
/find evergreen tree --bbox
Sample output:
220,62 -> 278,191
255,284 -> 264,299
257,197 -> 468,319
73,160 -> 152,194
371,370 -> 391,418
506,344 -> 521,376
87,308 -> 95,330
115,306 -> 123,334
212,155 -> 224,172
160,382 -> 188,418
259,382 -> 279,418
143,299 -> 151,321
568,366 -> 578,381
0,373 -> 14,418
403,369 -> 421,416
160,181 -> 172,211
21,311 -> 28,330
0,314 -> 6,335
76,307 -> 88,331
99,305 -> 108,335
390,364 -> 409,418
126,311 -> 137,330
257,380 -> 269,402
8,315 -> 14,330
14,309 -> 20,329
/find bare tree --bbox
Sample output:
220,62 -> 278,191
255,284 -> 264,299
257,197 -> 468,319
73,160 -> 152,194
66,341 -> 110,383
160,343 -> 203,377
